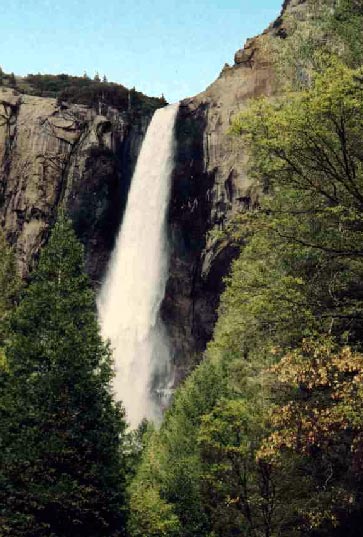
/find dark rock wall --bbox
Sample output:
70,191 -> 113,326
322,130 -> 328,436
162,103 -> 216,377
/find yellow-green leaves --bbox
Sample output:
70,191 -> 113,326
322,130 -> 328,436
257,338 -> 363,529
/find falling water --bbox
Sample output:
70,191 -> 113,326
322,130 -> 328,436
98,103 -> 179,428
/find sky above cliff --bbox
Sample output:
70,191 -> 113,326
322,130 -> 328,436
2,0 -> 282,102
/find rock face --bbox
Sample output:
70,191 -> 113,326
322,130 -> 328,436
163,0 -> 309,375
0,0 -> 310,380
0,87 -> 152,283
162,38 -> 276,374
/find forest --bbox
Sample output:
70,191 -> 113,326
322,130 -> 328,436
1,1 -> 363,536
0,69 -> 165,114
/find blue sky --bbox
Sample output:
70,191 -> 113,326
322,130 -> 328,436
1,0 -> 283,102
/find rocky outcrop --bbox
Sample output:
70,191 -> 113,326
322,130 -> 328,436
0,87 -> 153,282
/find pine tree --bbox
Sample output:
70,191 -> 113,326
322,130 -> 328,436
0,228 -> 19,344
0,217 -> 127,537
8,72 -> 16,87
0,227 -> 19,395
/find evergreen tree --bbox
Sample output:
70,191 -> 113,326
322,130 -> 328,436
0,228 -> 19,345
8,72 -> 16,87
0,227 -> 19,393
0,217 -> 127,537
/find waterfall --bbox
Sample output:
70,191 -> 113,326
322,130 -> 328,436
98,103 -> 179,428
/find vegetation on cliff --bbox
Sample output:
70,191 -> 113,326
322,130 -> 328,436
269,0 -> 363,89
0,69 -> 165,114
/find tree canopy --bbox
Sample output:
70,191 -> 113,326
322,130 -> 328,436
0,217 -> 128,537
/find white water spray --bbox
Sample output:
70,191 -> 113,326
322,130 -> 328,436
98,103 -> 179,427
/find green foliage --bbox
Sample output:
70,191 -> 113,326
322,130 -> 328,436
210,230 -> 317,358
198,398 -> 276,537
0,228 -> 20,374
329,0 -> 363,67
8,72 -> 16,87
25,72 -> 92,96
130,60 -> 363,537
128,486 -> 181,537
0,229 -> 19,340
57,82 -> 163,115
0,216 -> 127,537
271,1 -> 335,89
18,72 -> 165,114
231,63 -> 363,346
128,359 -> 227,537
266,0 -> 363,90
215,62 -> 363,534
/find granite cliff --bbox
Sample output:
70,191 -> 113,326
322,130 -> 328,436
0,87 -> 156,282
164,0 -> 309,375
0,0 -> 308,377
